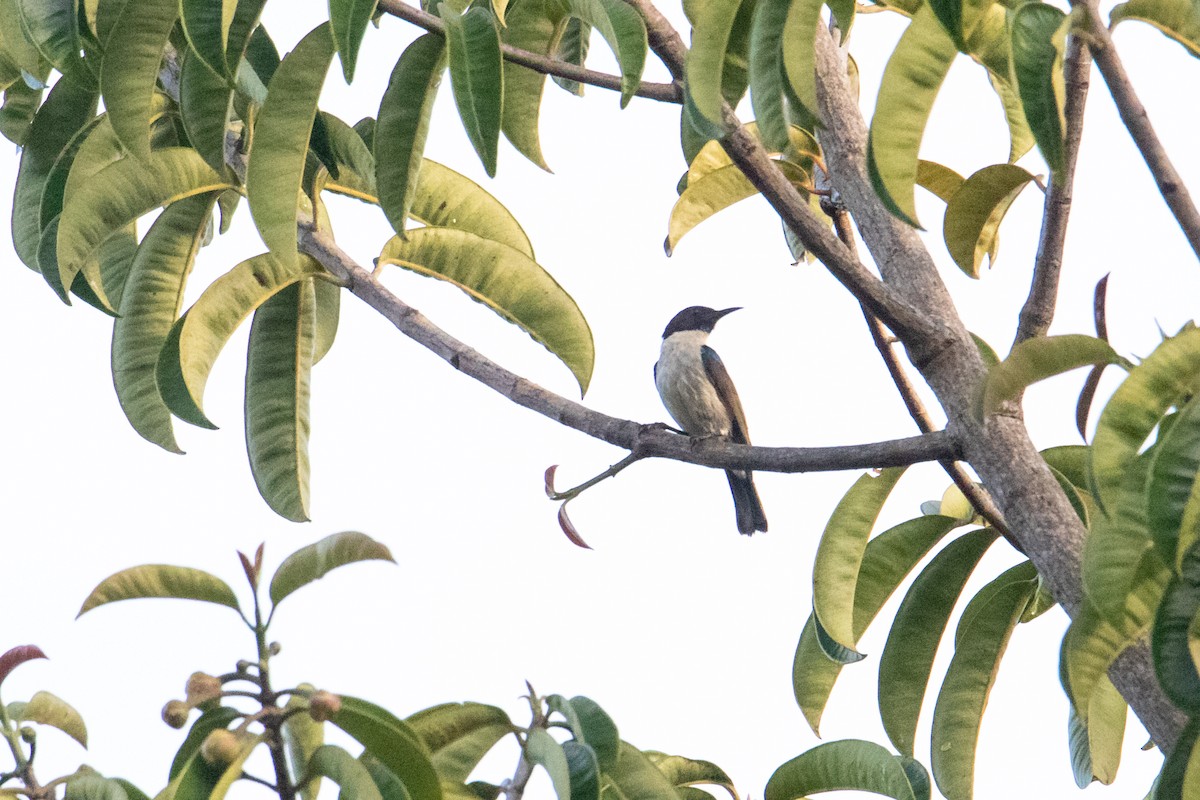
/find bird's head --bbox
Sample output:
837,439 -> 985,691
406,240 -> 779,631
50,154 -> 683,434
662,306 -> 741,338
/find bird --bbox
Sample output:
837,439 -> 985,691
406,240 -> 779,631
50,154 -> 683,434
654,306 -> 767,535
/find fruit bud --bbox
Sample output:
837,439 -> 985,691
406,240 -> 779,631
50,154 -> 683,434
308,690 -> 342,722
199,728 -> 242,767
19,727 -> 35,743
185,672 -> 222,704
162,700 -> 191,729
269,642 -> 282,656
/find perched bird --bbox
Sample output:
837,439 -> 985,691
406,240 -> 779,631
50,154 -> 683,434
655,306 -> 767,535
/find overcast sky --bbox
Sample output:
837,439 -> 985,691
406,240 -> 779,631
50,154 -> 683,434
2,2 -> 1198,799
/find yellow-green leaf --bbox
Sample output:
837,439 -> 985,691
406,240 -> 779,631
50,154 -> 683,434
1111,0 -> 1200,59
500,0 -> 564,170
378,228 -> 594,394
979,335 -> 1122,417
247,22 -> 335,260
667,160 -> 807,254
99,0 -> 177,159
867,4 -> 958,228
943,164 -> 1034,277
270,532 -> 395,607
19,691 -> 88,748
78,564 -> 241,617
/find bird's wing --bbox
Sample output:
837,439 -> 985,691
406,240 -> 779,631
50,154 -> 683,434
701,345 -> 751,444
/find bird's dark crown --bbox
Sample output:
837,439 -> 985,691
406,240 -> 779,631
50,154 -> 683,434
662,306 -> 741,338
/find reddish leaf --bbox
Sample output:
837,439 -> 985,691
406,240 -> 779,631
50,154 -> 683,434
238,551 -> 257,590
545,465 -> 559,498
558,503 -> 592,550
1077,274 -> 1112,440
0,645 -> 48,687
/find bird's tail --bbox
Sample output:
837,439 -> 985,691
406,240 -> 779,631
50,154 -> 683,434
726,470 -> 768,535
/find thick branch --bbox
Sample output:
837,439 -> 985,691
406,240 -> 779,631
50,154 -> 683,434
1073,0 -> 1200,263
298,224 -> 957,474
377,0 -> 683,103
808,27 -> 1187,750
1014,36 -> 1091,345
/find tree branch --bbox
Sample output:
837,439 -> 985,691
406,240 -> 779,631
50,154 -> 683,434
377,0 -> 683,103
1014,35 -> 1091,345
297,223 -> 958,474
1072,0 -> 1200,263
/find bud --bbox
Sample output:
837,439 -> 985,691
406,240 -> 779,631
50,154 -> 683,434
19,726 -> 35,744
269,642 -> 282,656
308,690 -> 342,722
162,700 -> 191,729
185,672 -> 222,705
199,729 -> 242,767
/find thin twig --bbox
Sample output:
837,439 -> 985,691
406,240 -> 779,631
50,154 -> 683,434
1072,0 -> 1200,263
1014,36 -> 1092,345
298,222 -> 959,474
377,0 -> 683,103
829,206 -> 1016,543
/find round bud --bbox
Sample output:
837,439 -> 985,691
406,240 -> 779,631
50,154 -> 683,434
269,642 -> 282,656
162,700 -> 191,729
19,727 -> 35,743
185,672 -> 222,704
308,690 -> 343,722
199,729 -> 242,767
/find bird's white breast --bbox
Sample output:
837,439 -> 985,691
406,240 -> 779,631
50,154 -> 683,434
656,330 -> 731,437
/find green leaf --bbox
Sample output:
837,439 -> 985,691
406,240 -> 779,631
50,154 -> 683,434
406,703 -> 514,782
499,0 -> 562,170
780,0 -> 821,120
360,755 -> 415,800
0,0 -> 51,76
563,742 -> 600,800
179,49 -> 236,174
551,18 -> 590,95
330,0 -> 379,81
666,160 -> 808,255
331,696 -> 441,800
284,688 -> 326,800
0,80 -> 44,145
245,280 -> 317,522
99,0 -> 176,159
930,564 -> 1036,800
207,733 -> 266,800
11,75 -> 98,271
16,0 -> 88,81
867,4 -> 957,228
64,775 -> 128,800
643,752 -> 736,799
247,22 -> 335,260
77,565 -> 241,617
686,0 -> 750,126
1067,676 -> 1126,787
748,0 -> 792,151
376,33 -> 446,235
1146,394 -> 1200,566
986,70 -> 1036,165
378,228 -> 594,394
56,147 -> 232,293
878,527 -> 999,757
1091,327 -> 1200,513
309,745 -> 386,800
559,0 -> 647,108
606,742 -> 683,800
1157,718 -> 1200,800
1062,554 -> 1170,720
942,164 -> 1034,277
155,252 -> 322,429
112,192 -> 218,453
1151,544 -> 1200,714
180,0 -> 238,76
442,5 -> 503,177
1111,0 -> 1200,58
171,708 -> 241,780
526,729 -> 571,800
545,696 -> 619,771
108,780 -> 148,800
18,691 -> 88,748
270,531 -> 394,606
1010,3 -> 1068,174
812,468 -> 906,653
765,740 -> 918,800
928,0 -> 991,47
979,335 -> 1122,418
794,515 -> 959,735
1042,445 -> 1091,490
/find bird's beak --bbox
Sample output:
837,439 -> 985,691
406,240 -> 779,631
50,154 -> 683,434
717,307 -> 742,319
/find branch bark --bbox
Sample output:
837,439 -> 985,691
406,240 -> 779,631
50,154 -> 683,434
376,0 -> 683,103
298,224 -> 958,474
1014,35 -> 1091,345
1072,0 -> 1200,264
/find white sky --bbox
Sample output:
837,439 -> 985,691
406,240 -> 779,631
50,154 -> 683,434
2,2 -> 1198,799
